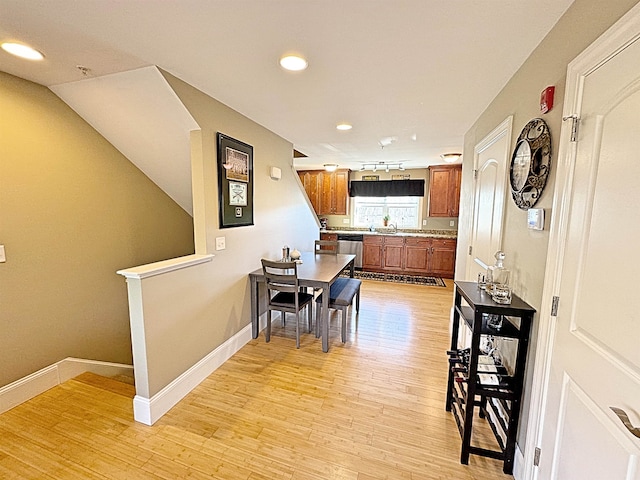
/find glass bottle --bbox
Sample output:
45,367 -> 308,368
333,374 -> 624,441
486,251 -> 510,295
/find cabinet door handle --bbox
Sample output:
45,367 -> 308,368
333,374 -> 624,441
610,407 -> 640,438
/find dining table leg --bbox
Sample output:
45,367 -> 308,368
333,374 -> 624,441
321,281 -> 330,352
250,275 -> 259,339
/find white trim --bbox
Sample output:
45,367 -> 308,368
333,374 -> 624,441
132,323 -> 253,425
0,358 -> 133,414
117,253 -> 214,280
522,4 -> 640,480
514,444 -> 525,480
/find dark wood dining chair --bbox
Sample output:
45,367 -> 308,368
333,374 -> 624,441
314,240 -> 338,255
261,259 -> 314,348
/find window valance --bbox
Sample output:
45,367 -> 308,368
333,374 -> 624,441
349,179 -> 425,197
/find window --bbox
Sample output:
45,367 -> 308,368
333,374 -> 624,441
352,196 -> 421,228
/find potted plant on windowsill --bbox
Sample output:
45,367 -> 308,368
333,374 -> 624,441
383,215 -> 390,226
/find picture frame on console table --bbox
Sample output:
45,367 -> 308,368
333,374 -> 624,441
217,132 -> 254,228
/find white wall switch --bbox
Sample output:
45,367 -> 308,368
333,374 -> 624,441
0,245 -> 5,263
449,220 -> 455,227
215,236 -> 226,250
423,220 -> 427,226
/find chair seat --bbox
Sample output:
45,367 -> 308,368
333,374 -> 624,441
271,291 -> 314,309
315,277 -> 361,343
316,277 -> 362,306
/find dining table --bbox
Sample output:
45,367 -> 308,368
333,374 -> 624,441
248,251 -> 356,352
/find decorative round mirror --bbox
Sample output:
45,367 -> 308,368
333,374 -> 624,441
510,118 -> 551,209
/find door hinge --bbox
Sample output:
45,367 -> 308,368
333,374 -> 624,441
551,296 -> 560,316
473,169 -> 478,180
468,245 -> 473,255
534,447 -> 541,466
563,114 -> 579,142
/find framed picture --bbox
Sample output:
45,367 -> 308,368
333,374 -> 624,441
217,133 -> 254,228
362,175 -> 379,181
392,174 -> 410,180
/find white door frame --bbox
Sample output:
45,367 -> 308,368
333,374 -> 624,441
521,4 -> 640,479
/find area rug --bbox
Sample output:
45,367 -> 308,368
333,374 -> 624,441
343,270 -> 447,287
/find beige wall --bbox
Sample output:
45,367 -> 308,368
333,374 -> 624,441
0,72 -> 195,387
456,0 -> 639,448
322,168 -> 459,230
123,70 -> 319,397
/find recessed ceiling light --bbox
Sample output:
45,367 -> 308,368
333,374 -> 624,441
279,54 -> 308,71
336,123 -> 352,131
1,42 -> 44,60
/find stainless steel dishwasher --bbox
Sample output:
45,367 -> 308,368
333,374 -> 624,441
337,233 -> 363,269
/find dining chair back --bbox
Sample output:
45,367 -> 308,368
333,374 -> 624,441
261,259 -> 314,348
315,240 -> 338,255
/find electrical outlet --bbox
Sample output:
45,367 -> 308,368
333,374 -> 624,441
342,219 -> 349,224
422,220 -> 427,226
0,245 -> 5,263
450,220 -> 455,227
215,237 -> 226,251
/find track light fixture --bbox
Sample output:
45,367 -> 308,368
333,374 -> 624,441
359,161 -> 405,172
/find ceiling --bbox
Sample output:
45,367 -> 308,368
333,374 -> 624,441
1,0 -> 574,174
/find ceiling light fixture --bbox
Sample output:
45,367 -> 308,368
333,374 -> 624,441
279,54 -> 308,71
336,123 -> 352,131
324,163 -> 338,172
360,161 -> 405,172
441,153 -> 462,163
1,42 -> 44,60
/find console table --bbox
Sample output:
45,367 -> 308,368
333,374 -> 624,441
445,281 -> 535,474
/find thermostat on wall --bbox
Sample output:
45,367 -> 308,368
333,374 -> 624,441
528,208 -> 544,230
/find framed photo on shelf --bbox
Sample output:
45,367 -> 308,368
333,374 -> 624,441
217,132 -> 254,228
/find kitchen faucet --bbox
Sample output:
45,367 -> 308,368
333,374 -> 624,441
388,223 -> 397,233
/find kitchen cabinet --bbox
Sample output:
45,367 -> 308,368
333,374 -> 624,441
362,235 -> 457,278
446,281 -> 535,474
404,237 -> 431,274
362,235 -> 383,269
429,239 -> 457,277
299,171 -> 321,213
429,165 -> 462,217
320,232 -> 338,242
298,169 -> 350,215
382,236 -> 404,271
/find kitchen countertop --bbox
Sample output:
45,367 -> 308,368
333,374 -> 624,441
321,228 -> 457,239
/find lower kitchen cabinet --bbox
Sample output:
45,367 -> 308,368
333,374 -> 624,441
404,237 -> 431,274
362,235 -> 383,269
382,236 -> 404,271
362,235 -> 457,278
430,239 -> 457,277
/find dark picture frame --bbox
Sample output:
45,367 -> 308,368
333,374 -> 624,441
217,132 -> 254,228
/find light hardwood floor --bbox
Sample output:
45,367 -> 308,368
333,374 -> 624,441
0,279 -> 514,479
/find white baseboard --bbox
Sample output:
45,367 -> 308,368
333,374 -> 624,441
133,323 -> 253,426
0,358 -> 133,414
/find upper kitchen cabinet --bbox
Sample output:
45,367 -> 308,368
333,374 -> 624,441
428,165 -> 462,217
298,169 -> 350,215
298,170 -> 321,213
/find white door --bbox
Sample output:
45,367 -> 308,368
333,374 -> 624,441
537,6 -> 640,479
466,117 -> 513,282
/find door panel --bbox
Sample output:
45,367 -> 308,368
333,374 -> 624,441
551,376 -> 639,480
538,15 -> 640,479
466,117 -> 512,282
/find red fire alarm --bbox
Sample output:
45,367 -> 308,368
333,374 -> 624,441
540,86 -> 555,114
